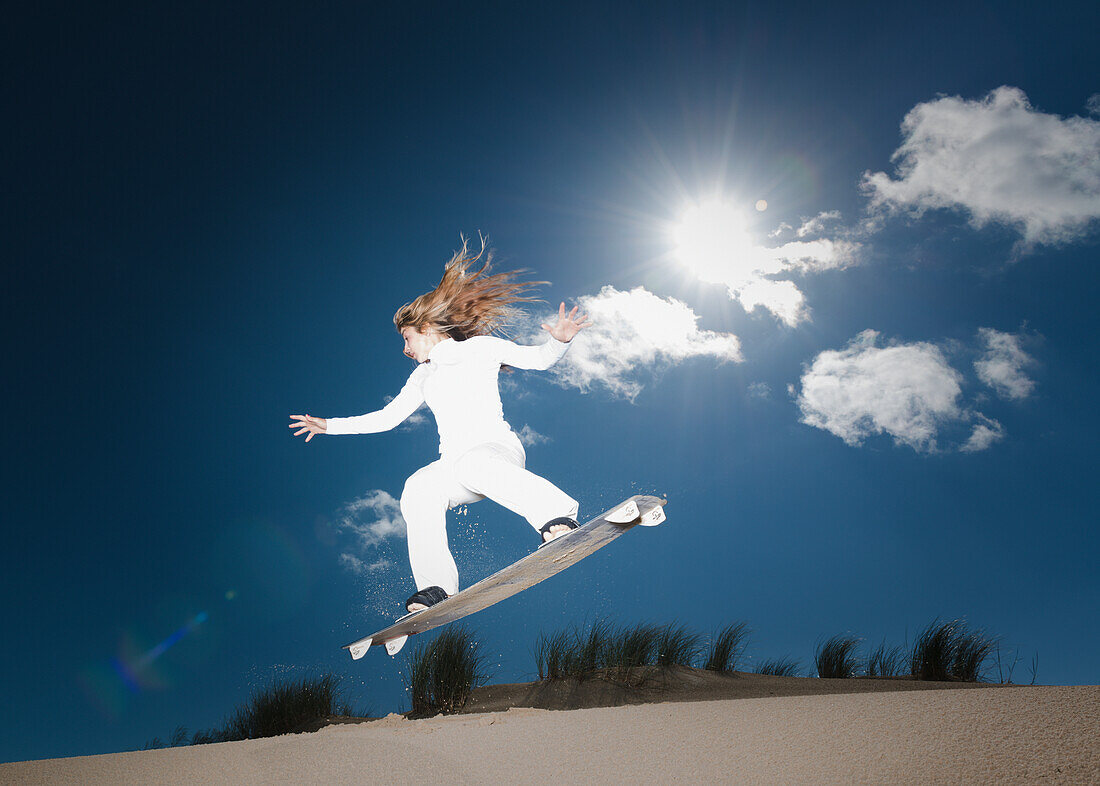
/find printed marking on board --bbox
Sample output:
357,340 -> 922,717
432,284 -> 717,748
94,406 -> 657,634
384,635 -> 408,656
605,500 -> 640,524
639,505 -> 665,526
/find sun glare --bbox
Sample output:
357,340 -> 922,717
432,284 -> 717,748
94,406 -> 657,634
672,200 -> 759,284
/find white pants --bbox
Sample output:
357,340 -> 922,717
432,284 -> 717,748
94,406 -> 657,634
399,437 -> 579,596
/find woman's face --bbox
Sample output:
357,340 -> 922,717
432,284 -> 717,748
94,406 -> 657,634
401,326 -> 440,363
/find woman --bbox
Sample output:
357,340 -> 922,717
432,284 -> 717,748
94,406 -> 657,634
289,239 -> 590,614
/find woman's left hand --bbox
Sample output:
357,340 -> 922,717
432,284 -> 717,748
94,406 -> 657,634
542,302 -> 591,342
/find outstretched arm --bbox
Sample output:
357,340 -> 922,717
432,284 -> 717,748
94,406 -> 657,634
495,302 -> 591,370
289,368 -> 426,441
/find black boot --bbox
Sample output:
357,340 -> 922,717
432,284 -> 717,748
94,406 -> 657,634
406,585 -> 448,612
539,516 -> 579,543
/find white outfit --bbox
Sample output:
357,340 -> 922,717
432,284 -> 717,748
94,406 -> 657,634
326,335 -> 579,595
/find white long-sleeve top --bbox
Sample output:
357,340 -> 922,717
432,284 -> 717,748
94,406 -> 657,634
325,335 -> 571,456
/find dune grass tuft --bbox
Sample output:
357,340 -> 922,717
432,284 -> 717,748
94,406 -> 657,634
954,629 -> 998,682
535,619 -> 754,682
232,674 -> 351,739
910,619 -> 998,682
404,625 -> 489,717
754,656 -> 801,677
189,727 -> 235,746
654,623 -> 703,669
603,623 -> 659,684
572,619 -> 614,675
704,622 -> 750,672
151,673 -> 353,748
534,629 -> 573,681
535,619 -> 650,681
866,639 -> 906,677
815,634 -> 862,678
534,619 -> 615,680
535,620 -> 700,684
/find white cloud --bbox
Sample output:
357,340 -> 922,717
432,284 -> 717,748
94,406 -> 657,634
974,328 -> 1037,400
796,330 -> 969,452
515,424 -> 550,446
677,206 -> 860,326
960,415 -> 1006,453
796,210 -> 843,238
336,490 -> 405,548
383,395 -> 429,429
748,382 -> 771,400
536,286 -> 742,400
795,329 -> 1035,453
1088,94 -> 1100,117
767,221 -> 794,239
863,86 -> 1100,248
734,278 -> 807,327
339,553 -> 392,575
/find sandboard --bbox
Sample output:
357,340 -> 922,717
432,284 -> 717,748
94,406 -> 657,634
343,494 -> 666,659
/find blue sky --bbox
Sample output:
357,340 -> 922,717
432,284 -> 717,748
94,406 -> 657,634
3,0 -> 1099,763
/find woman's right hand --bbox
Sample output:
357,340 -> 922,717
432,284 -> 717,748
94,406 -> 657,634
289,414 -> 327,442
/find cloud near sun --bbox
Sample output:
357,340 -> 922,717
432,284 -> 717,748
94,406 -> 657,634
531,285 -> 742,401
674,205 -> 860,327
793,328 -> 1036,454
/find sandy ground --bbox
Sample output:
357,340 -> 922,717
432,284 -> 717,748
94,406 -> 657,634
4,685 -> 1097,784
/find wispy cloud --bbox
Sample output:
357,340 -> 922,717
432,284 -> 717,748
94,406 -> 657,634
532,286 -> 742,400
863,86 -> 1100,250
338,553 -> 392,575
748,381 -> 771,400
383,395 -> 429,429
974,328 -> 1037,400
515,424 -> 550,446
336,490 -> 405,549
960,415 -> 1006,453
794,330 -> 1004,453
796,210 -> 843,238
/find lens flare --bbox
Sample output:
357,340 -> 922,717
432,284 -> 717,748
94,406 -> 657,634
79,610 -> 212,718
139,612 -> 209,668
114,612 -> 209,693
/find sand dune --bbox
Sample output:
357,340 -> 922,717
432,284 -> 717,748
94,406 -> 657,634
4,684 -> 1097,784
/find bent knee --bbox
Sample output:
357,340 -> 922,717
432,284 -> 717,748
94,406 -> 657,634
401,470 -> 440,513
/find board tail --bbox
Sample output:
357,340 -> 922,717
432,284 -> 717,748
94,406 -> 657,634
348,633 -> 409,658
348,638 -> 373,660
384,635 -> 409,655
605,498 -> 640,524
638,502 -> 666,526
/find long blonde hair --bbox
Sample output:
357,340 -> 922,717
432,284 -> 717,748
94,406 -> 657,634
393,235 -> 546,339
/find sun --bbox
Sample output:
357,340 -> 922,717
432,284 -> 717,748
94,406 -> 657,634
671,200 -> 759,284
